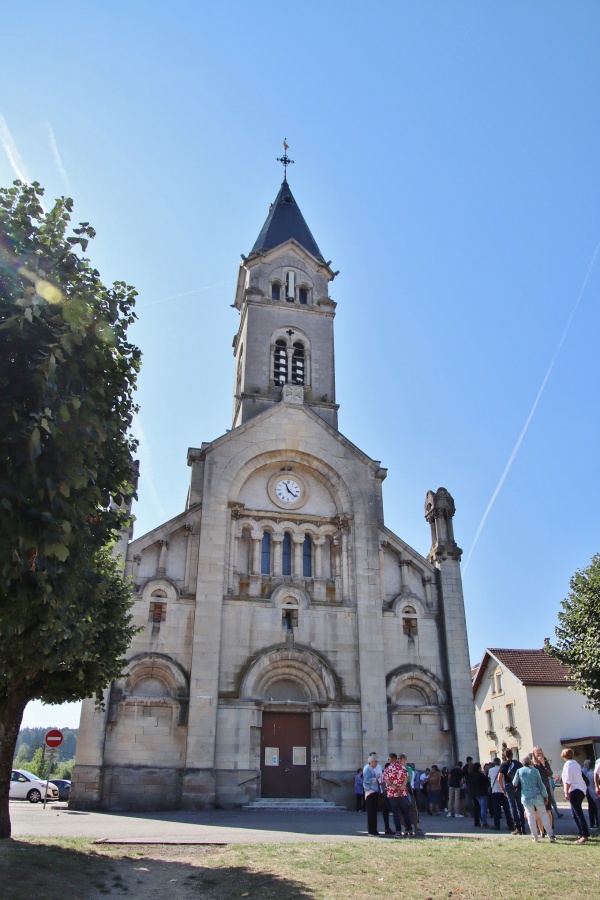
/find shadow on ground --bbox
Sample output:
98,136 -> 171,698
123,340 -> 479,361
0,839 -> 317,900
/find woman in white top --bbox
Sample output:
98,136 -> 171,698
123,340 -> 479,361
561,747 -> 590,843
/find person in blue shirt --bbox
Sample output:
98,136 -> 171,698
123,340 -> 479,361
354,767 -> 365,811
512,755 -> 555,843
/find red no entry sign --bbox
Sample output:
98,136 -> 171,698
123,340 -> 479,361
45,729 -> 63,749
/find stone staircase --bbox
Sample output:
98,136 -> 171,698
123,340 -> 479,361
243,797 -> 345,812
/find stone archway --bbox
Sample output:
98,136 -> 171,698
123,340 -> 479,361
240,646 -> 339,798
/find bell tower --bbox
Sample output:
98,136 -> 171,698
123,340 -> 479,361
231,154 -> 339,430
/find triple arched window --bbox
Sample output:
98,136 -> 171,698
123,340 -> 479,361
252,529 -> 313,578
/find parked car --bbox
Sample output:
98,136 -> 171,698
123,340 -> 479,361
49,778 -> 71,801
10,769 -> 59,803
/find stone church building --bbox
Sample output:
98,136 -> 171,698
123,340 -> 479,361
71,172 -> 477,810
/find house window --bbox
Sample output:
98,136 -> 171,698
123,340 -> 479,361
292,342 -> 305,385
261,532 -> 271,575
486,709 -> 494,732
495,672 -> 503,693
271,282 -> 281,301
298,286 -> 308,305
506,703 -> 515,728
282,532 -> 292,576
274,339 -> 287,384
303,534 -> 312,577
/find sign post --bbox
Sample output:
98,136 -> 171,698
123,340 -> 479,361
43,730 -> 63,808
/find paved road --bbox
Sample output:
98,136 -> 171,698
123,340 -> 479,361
8,801 -> 580,844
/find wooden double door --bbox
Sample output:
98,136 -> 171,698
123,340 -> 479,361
260,712 -> 311,798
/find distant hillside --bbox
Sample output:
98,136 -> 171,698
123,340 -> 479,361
15,726 -> 78,763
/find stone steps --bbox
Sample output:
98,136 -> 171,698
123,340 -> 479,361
243,798 -> 345,812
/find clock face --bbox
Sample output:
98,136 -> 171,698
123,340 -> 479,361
267,471 -> 309,509
275,478 -> 302,503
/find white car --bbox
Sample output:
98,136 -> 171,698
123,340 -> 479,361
10,769 -> 59,803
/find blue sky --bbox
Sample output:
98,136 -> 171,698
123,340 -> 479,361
3,1 -> 599,729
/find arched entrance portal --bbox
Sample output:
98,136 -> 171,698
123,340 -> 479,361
240,646 -> 340,799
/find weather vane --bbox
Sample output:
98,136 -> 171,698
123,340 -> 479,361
277,138 -> 294,179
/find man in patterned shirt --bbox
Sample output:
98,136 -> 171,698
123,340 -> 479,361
383,753 -> 414,836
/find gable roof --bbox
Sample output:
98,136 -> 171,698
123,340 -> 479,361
251,180 -> 324,260
472,647 -> 574,693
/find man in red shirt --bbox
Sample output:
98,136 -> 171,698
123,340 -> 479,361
383,753 -> 414,836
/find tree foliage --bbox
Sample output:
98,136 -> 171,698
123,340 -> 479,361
0,181 -> 141,837
547,553 -> 600,711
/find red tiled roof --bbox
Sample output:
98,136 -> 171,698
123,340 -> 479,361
487,648 -> 574,686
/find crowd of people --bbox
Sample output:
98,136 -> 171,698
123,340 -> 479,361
357,747 -> 600,844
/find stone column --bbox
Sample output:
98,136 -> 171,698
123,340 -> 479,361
425,487 -> 477,761
183,524 -> 194,592
228,511 -> 240,593
292,534 -> 304,577
314,538 -> 324,579
250,532 -> 262,575
157,540 -> 169,576
131,554 -> 141,586
272,532 -> 284,576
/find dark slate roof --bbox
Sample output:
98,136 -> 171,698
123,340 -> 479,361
251,180 -> 323,260
473,648 -> 574,693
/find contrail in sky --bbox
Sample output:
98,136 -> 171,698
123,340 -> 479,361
0,113 -> 29,182
46,122 -> 71,192
132,414 -> 167,520
146,281 -> 232,306
463,240 -> 600,573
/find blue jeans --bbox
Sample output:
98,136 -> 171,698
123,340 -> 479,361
491,792 -> 514,829
477,795 -> 488,821
388,796 -> 413,833
568,788 -> 590,839
505,783 -> 526,832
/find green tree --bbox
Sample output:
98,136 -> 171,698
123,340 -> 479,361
0,181 -> 141,838
547,553 -> 600,711
28,746 -> 49,780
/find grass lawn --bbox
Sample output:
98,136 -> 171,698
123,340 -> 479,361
1,836 -> 598,899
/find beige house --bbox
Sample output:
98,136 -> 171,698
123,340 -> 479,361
71,173 -> 477,811
473,648 -> 600,771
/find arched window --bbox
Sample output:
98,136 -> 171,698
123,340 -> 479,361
292,342 -> 305,385
274,339 -> 287,384
303,534 -> 312,577
261,532 -> 271,575
236,347 -> 243,396
271,282 -> 281,301
298,286 -> 308,305
402,605 -> 418,638
282,532 -> 292,576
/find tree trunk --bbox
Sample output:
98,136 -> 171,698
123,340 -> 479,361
0,691 -> 29,839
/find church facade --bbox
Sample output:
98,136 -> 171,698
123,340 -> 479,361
71,173 -> 477,811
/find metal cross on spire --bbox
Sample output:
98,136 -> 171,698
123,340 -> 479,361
277,138 -> 295,180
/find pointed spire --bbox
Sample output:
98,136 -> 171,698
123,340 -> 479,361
251,179 -> 324,260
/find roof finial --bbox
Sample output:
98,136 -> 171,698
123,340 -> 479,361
277,138 -> 295,181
